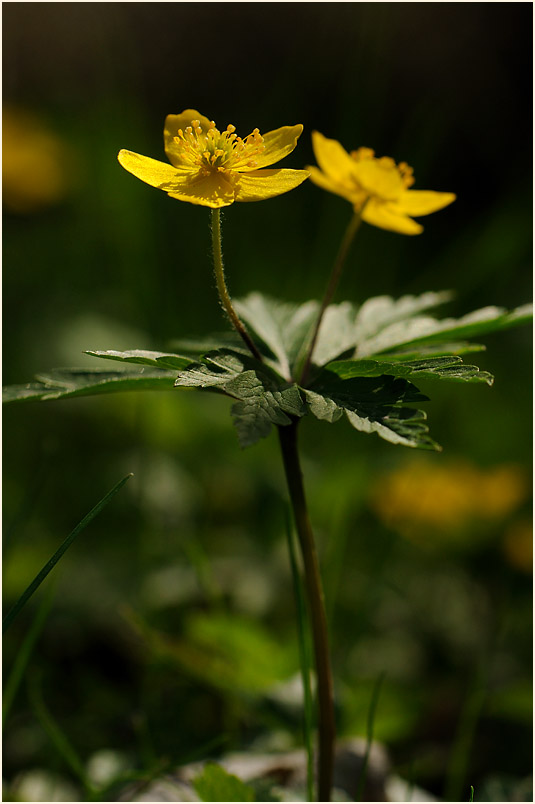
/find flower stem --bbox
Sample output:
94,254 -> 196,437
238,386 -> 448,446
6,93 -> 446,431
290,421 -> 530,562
210,208 -> 262,361
278,419 -> 335,802
299,211 -> 362,385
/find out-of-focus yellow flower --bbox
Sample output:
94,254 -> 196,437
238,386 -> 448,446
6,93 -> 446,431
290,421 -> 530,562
118,109 -> 309,209
3,107 -> 73,213
308,131 -> 456,235
370,460 -> 528,545
502,520 -> 532,573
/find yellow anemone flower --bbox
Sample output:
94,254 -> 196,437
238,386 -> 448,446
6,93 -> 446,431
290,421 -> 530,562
118,109 -> 309,209
308,131 -> 456,235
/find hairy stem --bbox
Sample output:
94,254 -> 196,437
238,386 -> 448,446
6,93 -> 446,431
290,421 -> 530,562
278,420 -> 335,802
299,211 -> 362,385
210,208 -> 262,361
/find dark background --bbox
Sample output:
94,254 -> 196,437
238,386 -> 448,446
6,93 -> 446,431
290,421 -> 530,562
3,3 -> 532,802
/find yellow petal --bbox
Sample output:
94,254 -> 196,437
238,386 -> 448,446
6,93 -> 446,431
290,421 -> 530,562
234,169 -> 309,202
118,149 -> 193,192
390,190 -> 456,217
307,165 -> 362,205
351,159 -> 404,201
167,171 -> 236,208
164,109 -> 213,167
237,124 -> 304,170
311,131 -> 359,185
362,197 -> 423,235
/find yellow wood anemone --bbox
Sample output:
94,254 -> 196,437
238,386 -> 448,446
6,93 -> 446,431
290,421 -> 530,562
118,110 -> 309,209
308,131 -> 456,235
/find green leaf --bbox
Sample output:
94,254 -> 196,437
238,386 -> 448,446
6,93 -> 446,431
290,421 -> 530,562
345,407 -> 439,450
228,374 -> 303,448
85,349 -> 194,371
309,293 -> 531,368
313,290 -> 453,367
175,350 -> 306,447
169,333 -> 249,356
235,293 -> 319,379
358,303 -> 532,357
324,356 -> 494,385
3,368 -> 178,404
305,374 -> 440,450
192,763 -> 255,802
301,389 -> 344,423
377,341 -> 488,359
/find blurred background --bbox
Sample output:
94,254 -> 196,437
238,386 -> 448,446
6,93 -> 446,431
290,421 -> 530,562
3,3 -> 532,801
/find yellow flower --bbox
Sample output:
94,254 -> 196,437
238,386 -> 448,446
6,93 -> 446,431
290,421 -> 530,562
118,109 -> 309,209
3,106 -> 74,214
308,131 -> 456,235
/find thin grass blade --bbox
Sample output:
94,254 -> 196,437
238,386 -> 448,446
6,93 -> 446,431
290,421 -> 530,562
28,671 -> 96,796
3,474 -> 133,634
285,508 -> 315,802
355,671 -> 385,801
3,582 -> 56,726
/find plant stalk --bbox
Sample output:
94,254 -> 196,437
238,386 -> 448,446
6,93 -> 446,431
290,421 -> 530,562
299,211 -> 362,385
210,208 -> 262,361
278,419 -> 335,802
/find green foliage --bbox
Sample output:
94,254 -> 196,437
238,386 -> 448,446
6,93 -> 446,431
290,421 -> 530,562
3,293 -> 531,452
323,356 -> 494,385
306,374 -> 439,450
192,763 -> 255,802
2,367 -> 178,403
235,292 -> 319,379
127,609 -> 298,695
86,349 -> 194,371
174,350 -> 306,447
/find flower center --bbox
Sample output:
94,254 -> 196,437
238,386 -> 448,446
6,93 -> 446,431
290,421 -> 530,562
174,119 -> 266,173
350,148 -> 415,190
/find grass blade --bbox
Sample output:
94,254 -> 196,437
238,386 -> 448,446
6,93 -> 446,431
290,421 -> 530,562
28,671 -> 95,796
285,508 -> 315,802
445,671 -> 486,802
2,474 -> 133,634
3,582 -> 56,726
355,672 -> 385,801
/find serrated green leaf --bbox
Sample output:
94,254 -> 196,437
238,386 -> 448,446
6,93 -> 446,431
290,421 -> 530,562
305,374 -> 440,450
303,389 -> 344,423
3,368 -> 177,404
345,407 -> 439,450
175,349 -> 305,447
174,349 -> 282,389
358,303 -> 533,357
324,356 -> 494,385
312,291 -> 454,367
353,291 -> 454,340
311,373 -> 428,406
235,293 -> 319,379
85,349 -> 194,371
378,341 -> 487,360
192,763 -> 255,802
310,301 -> 360,367
169,332 -> 248,356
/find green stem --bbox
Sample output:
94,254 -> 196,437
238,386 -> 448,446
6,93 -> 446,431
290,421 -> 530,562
299,211 -> 362,385
278,420 -> 335,802
210,208 -> 262,361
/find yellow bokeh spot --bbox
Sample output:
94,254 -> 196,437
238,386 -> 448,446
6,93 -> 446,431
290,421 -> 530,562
370,459 -> 529,548
502,520 -> 533,573
3,106 -> 74,213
